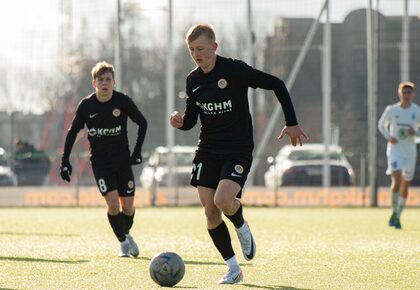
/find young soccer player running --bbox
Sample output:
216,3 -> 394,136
378,81 -> 419,229
60,61 -> 148,256
170,23 -> 308,284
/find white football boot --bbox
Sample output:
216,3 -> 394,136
118,239 -> 130,257
235,220 -> 256,261
126,234 -> 139,257
218,267 -> 243,284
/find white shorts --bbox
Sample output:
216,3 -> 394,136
386,147 -> 417,181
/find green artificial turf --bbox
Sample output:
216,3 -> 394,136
0,207 -> 418,289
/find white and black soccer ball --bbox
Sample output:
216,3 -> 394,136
149,251 -> 185,287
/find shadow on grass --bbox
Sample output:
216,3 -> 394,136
131,256 -> 225,266
130,256 -> 150,261
0,256 -> 89,264
404,228 -> 420,232
242,284 -> 313,290
0,231 -> 79,237
183,259 -> 225,266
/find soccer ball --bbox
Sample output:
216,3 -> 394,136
149,251 -> 185,287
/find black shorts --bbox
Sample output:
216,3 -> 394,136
190,151 -> 252,196
92,163 -> 135,196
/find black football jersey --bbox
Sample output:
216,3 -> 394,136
63,91 -> 147,168
180,55 -> 298,154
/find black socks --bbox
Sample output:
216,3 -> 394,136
107,212 -> 126,242
208,221 -> 235,261
121,210 -> 135,235
224,204 -> 245,228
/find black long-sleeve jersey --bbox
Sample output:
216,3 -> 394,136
62,91 -> 147,168
179,55 -> 298,155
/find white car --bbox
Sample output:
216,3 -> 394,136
140,146 -> 196,188
0,147 -> 18,186
264,143 -> 354,187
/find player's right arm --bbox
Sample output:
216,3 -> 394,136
378,105 -> 397,143
170,76 -> 199,131
60,101 -> 86,182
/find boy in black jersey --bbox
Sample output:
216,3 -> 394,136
170,24 -> 308,284
60,61 -> 148,257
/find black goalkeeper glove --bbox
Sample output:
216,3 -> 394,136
60,159 -> 72,182
129,154 -> 143,166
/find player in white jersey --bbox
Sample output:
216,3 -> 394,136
378,81 -> 419,229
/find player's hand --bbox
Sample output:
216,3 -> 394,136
130,154 -> 143,166
278,124 -> 309,146
170,111 -> 183,128
389,136 -> 398,144
407,127 -> 416,136
59,160 -> 72,182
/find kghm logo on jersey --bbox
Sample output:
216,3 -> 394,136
88,125 -> 122,137
196,100 -> 233,115
112,108 -> 121,117
218,78 -> 227,89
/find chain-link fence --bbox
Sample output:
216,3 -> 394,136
1,0 -> 419,190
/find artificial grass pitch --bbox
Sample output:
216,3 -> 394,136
0,207 -> 418,289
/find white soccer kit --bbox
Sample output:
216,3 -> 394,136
378,102 -> 420,180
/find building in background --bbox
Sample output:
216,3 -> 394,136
262,9 -> 420,186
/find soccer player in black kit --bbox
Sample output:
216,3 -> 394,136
60,61 -> 148,257
170,24 -> 308,284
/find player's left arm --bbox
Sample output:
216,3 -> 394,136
236,61 -> 308,146
407,106 -> 420,137
414,106 -> 420,136
127,97 -> 148,165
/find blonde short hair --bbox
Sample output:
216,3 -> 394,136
398,81 -> 415,93
91,61 -> 115,80
185,23 -> 216,43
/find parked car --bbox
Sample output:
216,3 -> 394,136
0,147 -> 18,186
264,143 -> 355,187
13,139 -> 51,185
140,146 -> 196,188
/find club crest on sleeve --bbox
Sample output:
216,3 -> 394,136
218,78 -> 227,89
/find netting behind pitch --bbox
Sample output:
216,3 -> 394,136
1,0 -> 419,187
